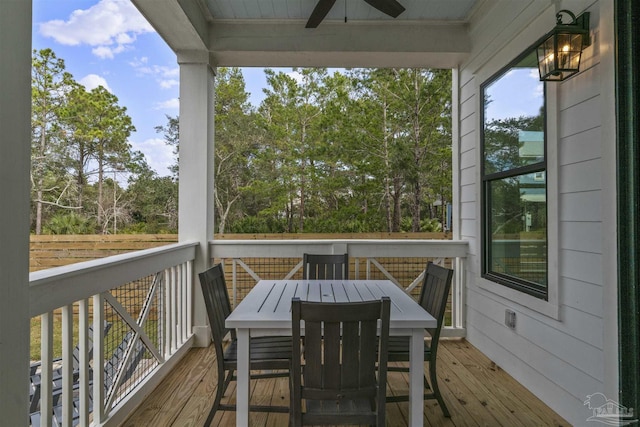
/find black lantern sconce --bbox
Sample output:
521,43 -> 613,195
536,10 -> 591,81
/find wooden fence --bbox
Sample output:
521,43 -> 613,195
29,232 -> 450,272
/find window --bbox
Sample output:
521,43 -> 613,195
481,49 -> 548,300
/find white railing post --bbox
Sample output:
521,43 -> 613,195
93,293 -> 106,424
78,299 -> 90,426
40,312 -> 53,427
232,259 -> 238,308
171,266 -> 178,353
164,268 -> 172,360
61,305 -> 73,427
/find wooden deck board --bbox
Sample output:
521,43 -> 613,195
122,339 -> 569,427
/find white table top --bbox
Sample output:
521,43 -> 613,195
225,279 -> 436,332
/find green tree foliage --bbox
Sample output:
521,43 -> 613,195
30,48 -> 453,235
219,67 -> 453,233
30,49 -> 150,234
31,49 -> 78,234
154,114 -> 179,178
125,168 -> 178,233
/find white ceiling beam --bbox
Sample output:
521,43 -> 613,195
132,0 -> 209,52
208,21 -> 470,68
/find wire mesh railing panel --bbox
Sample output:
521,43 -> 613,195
215,254 -> 459,328
103,273 -> 162,408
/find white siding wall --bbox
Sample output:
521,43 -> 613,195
458,1 -> 618,425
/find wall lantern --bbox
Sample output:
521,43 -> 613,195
536,10 -> 591,81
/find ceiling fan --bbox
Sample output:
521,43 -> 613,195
306,0 -> 406,28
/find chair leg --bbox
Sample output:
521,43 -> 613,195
427,359 -> 450,418
204,369 -> 234,427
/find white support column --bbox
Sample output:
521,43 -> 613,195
0,0 -> 32,424
178,50 -> 215,347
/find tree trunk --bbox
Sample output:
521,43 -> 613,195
97,149 -> 104,229
412,180 -> 422,232
392,176 -> 402,232
381,99 -> 393,232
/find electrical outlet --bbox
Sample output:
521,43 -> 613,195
505,309 -> 516,329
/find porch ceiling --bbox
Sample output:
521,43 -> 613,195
131,0 -> 484,68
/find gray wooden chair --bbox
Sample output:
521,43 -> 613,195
198,264 -> 292,426
29,325 -> 145,427
385,261 -> 454,417
302,253 -> 349,279
290,296 -> 391,426
29,321 -> 112,415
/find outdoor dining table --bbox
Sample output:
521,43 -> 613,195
225,279 -> 436,427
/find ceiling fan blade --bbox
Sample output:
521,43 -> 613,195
306,0 -> 338,28
363,0 -> 405,18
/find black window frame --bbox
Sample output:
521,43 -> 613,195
480,45 -> 549,300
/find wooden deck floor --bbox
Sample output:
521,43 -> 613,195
122,339 -> 568,427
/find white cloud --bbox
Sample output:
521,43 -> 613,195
92,44 -> 129,59
529,69 -> 544,99
39,0 -> 153,59
159,79 -> 179,89
130,59 -> 179,90
154,98 -> 180,110
79,74 -> 111,92
132,138 -> 175,177
287,70 -> 304,83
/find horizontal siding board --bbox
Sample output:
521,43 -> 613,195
559,95 -> 602,138
562,277 -> 603,317
460,219 -> 476,237
558,303 -> 604,349
460,113 -> 476,138
560,191 -> 602,222
459,68 -> 475,88
560,222 -> 602,253
460,201 -> 476,220
461,132 -> 475,153
460,166 -> 476,187
561,250 -> 603,286
558,64 -> 601,110
460,147 -> 475,169
460,92 -> 476,120
559,159 -> 602,194
559,127 -> 602,166
460,183 -> 476,203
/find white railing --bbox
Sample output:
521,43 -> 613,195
28,241 -> 197,427
211,239 -> 468,336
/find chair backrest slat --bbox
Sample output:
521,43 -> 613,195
302,253 -> 349,280
198,264 -> 233,349
419,262 -> 454,339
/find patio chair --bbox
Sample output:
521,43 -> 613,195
198,263 -> 292,426
290,296 -> 391,426
29,321 -> 112,414
302,253 -> 349,279
29,326 -> 146,427
385,261 -> 454,417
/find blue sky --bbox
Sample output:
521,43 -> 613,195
32,0 -> 270,177
32,1 -> 540,177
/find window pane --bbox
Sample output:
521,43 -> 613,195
483,64 -> 545,175
488,172 -> 547,288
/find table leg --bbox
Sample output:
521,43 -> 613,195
409,328 -> 424,426
236,328 -> 250,427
